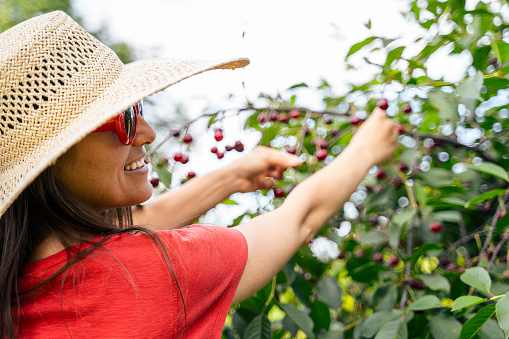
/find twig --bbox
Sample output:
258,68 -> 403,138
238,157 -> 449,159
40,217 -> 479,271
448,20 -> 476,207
487,236 -> 509,272
478,193 -> 509,264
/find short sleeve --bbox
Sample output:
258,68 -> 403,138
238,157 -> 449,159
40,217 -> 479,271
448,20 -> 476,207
157,225 -> 248,337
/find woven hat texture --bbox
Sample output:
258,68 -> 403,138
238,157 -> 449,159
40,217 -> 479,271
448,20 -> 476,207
0,11 -> 249,217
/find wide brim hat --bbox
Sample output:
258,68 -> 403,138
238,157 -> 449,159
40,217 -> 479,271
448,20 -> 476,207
0,11 -> 249,217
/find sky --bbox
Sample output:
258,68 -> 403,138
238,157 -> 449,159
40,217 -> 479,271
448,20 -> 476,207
71,0 -> 488,226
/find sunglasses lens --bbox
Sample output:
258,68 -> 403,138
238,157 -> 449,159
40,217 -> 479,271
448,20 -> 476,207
137,100 -> 144,118
124,106 -> 136,141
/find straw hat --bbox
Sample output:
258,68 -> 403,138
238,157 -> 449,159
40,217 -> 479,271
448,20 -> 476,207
0,11 -> 249,217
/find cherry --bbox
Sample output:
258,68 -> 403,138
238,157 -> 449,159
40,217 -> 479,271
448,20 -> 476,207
170,129 -> 181,138
446,263 -> 458,272
439,257 -> 451,267
377,98 -> 389,110
373,184 -> 384,194
330,128 -> 340,137
389,177 -> 403,188
402,103 -> 412,114
410,279 -> 426,290
388,254 -> 400,266
304,128 -> 311,136
487,247 -> 494,259
216,152 -> 224,159
396,163 -> 409,173
214,129 -> 223,141
289,109 -> 301,119
187,171 -> 196,179
488,57 -> 498,66
324,116 -> 333,124
395,123 -> 405,134
354,249 -> 365,258
278,113 -> 289,123
257,113 -> 267,123
313,138 -> 328,149
225,145 -> 234,152
498,211 -> 507,219
269,110 -> 278,121
375,168 -> 386,180
211,146 -> 218,154
429,222 -> 442,233
180,154 -> 189,164
183,133 -> 193,143
286,146 -> 297,154
149,178 -> 160,187
315,149 -> 328,161
349,115 -> 362,126
173,153 -> 183,162
373,253 -> 384,263
234,141 -> 244,152
160,157 -> 170,164
273,187 -> 285,198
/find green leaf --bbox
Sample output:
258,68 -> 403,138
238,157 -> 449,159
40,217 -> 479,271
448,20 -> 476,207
493,41 -> 509,65
153,166 -> 172,187
465,189 -> 506,209
457,71 -> 483,111
452,296 -> 487,311
374,315 -> 407,339
408,295 -> 445,311
309,301 -> 330,332
384,46 -> 405,68
433,210 -> 463,223
221,198 -> 239,205
244,314 -> 271,339
475,317 -> 505,339
358,230 -> 386,246
496,294 -> 509,339
346,36 -> 377,59
361,311 -> 401,338
316,276 -> 342,309
430,314 -> 462,339
417,274 -> 451,293
460,304 -> 496,339
460,267 -> 492,294
427,90 -> 459,120
365,19 -> 372,29
279,303 -> 315,338
467,162 -> 509,182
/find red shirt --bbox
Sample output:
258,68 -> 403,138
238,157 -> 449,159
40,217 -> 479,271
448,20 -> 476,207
14,225 -> 248,338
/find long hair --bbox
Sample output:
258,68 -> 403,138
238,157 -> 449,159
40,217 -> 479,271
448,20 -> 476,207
0,166 -> 185,338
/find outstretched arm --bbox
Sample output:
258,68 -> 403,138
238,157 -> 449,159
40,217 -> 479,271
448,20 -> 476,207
133,147 -> 301,229
232,108 -> 399,304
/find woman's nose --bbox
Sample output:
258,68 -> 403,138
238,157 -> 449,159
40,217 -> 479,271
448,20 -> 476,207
134,116 -> 156,146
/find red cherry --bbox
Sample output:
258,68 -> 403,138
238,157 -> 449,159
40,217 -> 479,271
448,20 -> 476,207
187,171 -> 196,179
211,146 -> 218,153
429,222 -> 442,233
170,129 -> 181,138
234,141 -> 244,152
313,138 -> 328,149
330,128 -> 340,137
373,253 -> 384,263
257,113 -> 267,123
354,249 -> 365,258
389,177 -> 403,188
214,129 -> 223,142
315,149 -> 328,161
349,115 -> 362,126
498,211 -> 507,219
160,157 -> 170,164
269,110 -> 278,121
402,103 -> 412,114
373,184 -> 384,194
289,109 -> 301,119
216,152 -> 224,159
273,187 -> 285,198
173,153 -> 183,162
395,123 -> 405,134
410,279 -> 426,290
278,113 -> 289,123
183,134 -> 193,143
149,178 -> 160,187
287,147 -> 297,154
388,254 -> 399,266
180,154 -> 189,164
377,98 -> 389,110
225,145 -> 234,152
375,168 -> 386,180
396,163 -> 409,172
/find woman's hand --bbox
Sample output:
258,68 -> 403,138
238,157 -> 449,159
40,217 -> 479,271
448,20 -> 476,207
348,108 -> 399,167
227,146 -> 302,193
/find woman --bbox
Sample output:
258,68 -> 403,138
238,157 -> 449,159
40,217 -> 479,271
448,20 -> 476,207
0,11 -> 398,338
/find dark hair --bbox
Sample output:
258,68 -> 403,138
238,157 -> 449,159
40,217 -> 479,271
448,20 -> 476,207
0,166 -> 185,338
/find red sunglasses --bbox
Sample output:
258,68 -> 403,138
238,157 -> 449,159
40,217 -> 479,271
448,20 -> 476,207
93,101 -> 144,145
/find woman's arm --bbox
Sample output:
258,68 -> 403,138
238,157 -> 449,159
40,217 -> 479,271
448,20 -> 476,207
232,108 -> 398,304
133,147 -> 302,229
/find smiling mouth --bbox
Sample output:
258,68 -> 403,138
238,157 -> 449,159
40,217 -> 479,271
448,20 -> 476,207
124,158 -> 145,171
